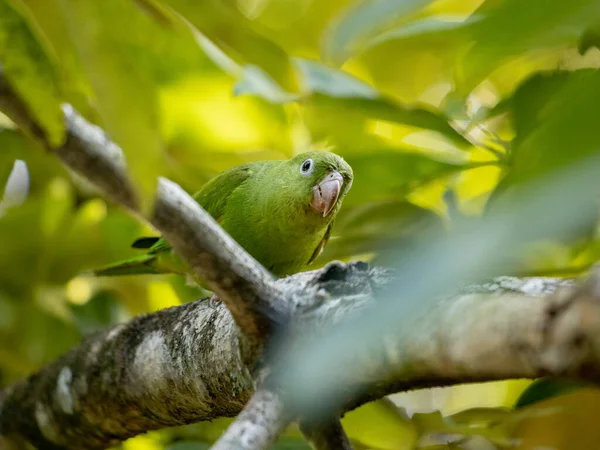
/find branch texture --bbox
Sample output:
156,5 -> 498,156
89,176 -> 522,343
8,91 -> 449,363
1,262 -> 596,449
210,390 -> 290,450
300,419 -> 354,450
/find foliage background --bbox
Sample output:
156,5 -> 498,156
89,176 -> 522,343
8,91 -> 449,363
2,0 -> 600,448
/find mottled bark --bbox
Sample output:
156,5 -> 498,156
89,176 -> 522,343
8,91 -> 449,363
0,299 -> 252,449
152,179 -> 286,352
3,262 -> 600,449
300,419 -> 354,450
210,390 -> 290,450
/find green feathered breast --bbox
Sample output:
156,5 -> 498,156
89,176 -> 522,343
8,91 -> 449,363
94,150 -> 353,280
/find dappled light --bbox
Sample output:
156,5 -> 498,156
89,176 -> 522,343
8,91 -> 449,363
1,0 -> 600,449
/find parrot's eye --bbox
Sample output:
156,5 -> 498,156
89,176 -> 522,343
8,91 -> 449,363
300,158 -> 314,175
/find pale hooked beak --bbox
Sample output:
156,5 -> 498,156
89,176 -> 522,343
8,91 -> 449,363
311,171 -> 344,217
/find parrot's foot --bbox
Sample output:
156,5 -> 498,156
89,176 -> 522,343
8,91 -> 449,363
209,295 -> 221,309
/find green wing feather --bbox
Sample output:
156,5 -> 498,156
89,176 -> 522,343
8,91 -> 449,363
307,223 -> 332,265
93,164 -> 255,277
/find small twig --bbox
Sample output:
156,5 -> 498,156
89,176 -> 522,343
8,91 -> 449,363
210,389 -> 291,450
300,418 -> 354,450
60,105 -> 140,210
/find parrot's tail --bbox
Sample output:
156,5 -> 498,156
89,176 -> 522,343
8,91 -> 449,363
92,255 -> 161,277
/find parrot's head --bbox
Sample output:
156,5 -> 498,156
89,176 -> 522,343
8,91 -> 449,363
284,150 -> 353,222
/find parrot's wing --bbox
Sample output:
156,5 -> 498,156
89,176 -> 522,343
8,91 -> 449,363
132,164 -> 257,255
191,163 -> 256,221
307,223 -> 332,265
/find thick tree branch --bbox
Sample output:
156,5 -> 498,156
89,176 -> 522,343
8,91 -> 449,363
210,390 -> 290,450
0,73 -> 283,348
2,261 -> 597,449
300,419 -> 354,450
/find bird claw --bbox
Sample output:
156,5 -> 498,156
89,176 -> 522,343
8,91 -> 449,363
209,295 -> 221,309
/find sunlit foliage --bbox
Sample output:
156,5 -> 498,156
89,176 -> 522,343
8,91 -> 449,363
1,0 -> 600,448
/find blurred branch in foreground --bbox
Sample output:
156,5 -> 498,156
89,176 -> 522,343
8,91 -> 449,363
3,259 -> 600,449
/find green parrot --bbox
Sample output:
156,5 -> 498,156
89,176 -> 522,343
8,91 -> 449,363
93,150 -> 354,282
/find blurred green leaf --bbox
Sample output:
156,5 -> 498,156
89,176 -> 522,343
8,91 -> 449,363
313,95 -> 469,147
0,0 -> 64,146
456,0 -> 600,93
57,0 -> 166,209
365,15 -> 477,52
342,398 -> 417,450
323,0 -> 434,65
235,56 -> 468,145
70,290 -> 127,334
161,0 -> 300,93
321,199 -> 444,262
510,389 -> 600,449
492,69 -> 600,194
296,58 -> 378,98
514,378 -> 590,409
271,440 -> 311,450
166,443 -> 211,450
344,150 -> 466,206
579,22 -> 600,54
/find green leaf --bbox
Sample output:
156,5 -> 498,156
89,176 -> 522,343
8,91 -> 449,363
343,150 -> 467,207
166,444 -> 210,450
456,0 -> 600,93
321,199 -> 444,262
514,378 -> 590,409
295,58 -> 378,98
234,57 -> 468,145
365,15 -> 478,50
57,0 -> 166,210
298,61 -> 467,146
0,0 -> 64,146
342,398 -> 418,450
486,69 -> 600,246
165,441 -> 211,450
323,0 -> 435,65
312,95 -> 469,147
509,69 -> 600,181
579,22 -> 600,54
161,0 -> 300,94
271,440 -> 311,450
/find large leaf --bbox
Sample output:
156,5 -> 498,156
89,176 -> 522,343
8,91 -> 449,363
320,199 -> 444,263
456,0 -> 600,93
342,398 -> 417,449
510,389 -> 600,449
311,94 -> 470,147
56,0 -> 167,209
160,0 -> 300,94
323,0 -> 435,65
300,59 -> 468,146
501,69 -> 600,184
236,58 -> 469,146
0,0 -> 64,146
343,150 -> 467,207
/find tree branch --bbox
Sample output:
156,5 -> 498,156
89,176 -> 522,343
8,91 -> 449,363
210,390 -> 290,450
0,73 -> 284,349
300,418 -> 354,450
2,261 -> 597,449
152,179 -> 286,348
